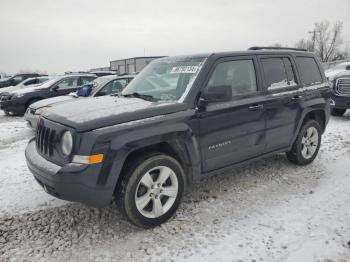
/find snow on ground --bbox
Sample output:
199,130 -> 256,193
0,120 -> 66,217
0,111 -> 349,261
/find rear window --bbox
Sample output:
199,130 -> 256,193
295,57 -> 323,85
261,57 -> 296,90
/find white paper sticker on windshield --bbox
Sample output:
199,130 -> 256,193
170,66 -> 199,74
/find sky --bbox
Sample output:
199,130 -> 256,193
0,0 -> 349,74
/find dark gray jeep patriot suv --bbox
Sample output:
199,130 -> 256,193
26,47 -> 331,228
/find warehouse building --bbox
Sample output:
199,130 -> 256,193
89,66 -> 111,72
110,56 -> 165,74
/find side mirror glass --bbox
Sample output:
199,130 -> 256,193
199,85 -> 232,106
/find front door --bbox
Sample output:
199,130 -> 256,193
198,57 -> 267,173
51,76 -> 80,96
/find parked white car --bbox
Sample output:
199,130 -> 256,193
325,62 -> 350,80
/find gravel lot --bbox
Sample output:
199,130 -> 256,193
0,110 -> 349,261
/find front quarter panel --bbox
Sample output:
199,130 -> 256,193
86,109 -> 201,192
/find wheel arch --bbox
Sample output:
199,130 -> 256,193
25,97 -> 43,109
104,127 -> 201,197
291,108 -> 327,147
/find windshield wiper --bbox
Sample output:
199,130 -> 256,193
122,92 -> 158,101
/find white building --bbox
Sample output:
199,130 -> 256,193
110,56 -> 165,74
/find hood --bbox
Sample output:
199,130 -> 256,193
30,95 -> 76,110
0,85 -> 21,94
11,85 -> 48,95
42,96 -> 187,132
326,70 -> 350,81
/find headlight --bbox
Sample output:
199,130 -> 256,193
61,131 -> 73,156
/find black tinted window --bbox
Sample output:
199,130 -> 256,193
80,77 -> 95,86
56,77 -> 79,90
261,58 -> 296,90
207,59 -> 257,98
295,57 -> 322,85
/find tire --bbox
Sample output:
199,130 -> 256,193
331,108 -> 346,116
116,152 -> 186,228
286,120 -> 322,165
3,110 -> 10,116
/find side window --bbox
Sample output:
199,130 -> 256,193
80,77 -> 95,86
56,77 -> 79,90
97,79 -> 127,96
207,59 -> 257,98
12,75 -> 25,84
295,57 -> 323,85
24,79 -> 36,85
113,79 -> 127,91
38,78 -> 48,83
261,57 -> 296,90
283,58 -> 296,85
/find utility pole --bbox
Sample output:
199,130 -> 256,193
308,29 -> 320,52
308,30 -> 316,51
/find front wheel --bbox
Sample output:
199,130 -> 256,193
331,108 -> 346,116
116,153 -> 186,228
286,120 -> 322,165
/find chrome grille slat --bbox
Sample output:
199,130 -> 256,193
336,77 -> 350,96
36,123 -> 56,157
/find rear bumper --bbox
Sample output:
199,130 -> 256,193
331,94 -> 350,109
25,138 -> 114,207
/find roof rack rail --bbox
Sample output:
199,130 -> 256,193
248,46 -> 308,52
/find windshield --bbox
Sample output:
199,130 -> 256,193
121,56 -> 206,101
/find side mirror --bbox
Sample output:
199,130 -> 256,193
51,86 -> 59,92
199,85 -> 232,106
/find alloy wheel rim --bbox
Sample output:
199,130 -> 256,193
135,166 -> 178,218
301,126 -> 319,159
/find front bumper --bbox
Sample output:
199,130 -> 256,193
331,94 -> 350,109
25,138 -> 114,207
24,109 -> 39,130
0,99 -> 26,114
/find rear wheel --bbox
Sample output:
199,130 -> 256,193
286,120 -> 321,165
116,152 -> 186,228
331,108 -> 346,116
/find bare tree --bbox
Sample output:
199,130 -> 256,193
295,39 -> 313,51
295,20 -> 349,62
314,21 -> 343,62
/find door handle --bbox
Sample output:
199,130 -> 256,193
291,95 -> 302,101
248,104 -> 264,111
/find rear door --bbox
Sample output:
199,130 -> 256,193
198,56 -> 267,173
259,55 -> 302,152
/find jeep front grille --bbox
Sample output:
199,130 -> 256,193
336,78 -> 350,96
36,124 -> 56,156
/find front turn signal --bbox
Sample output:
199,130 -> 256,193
72,154 -> 104,165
